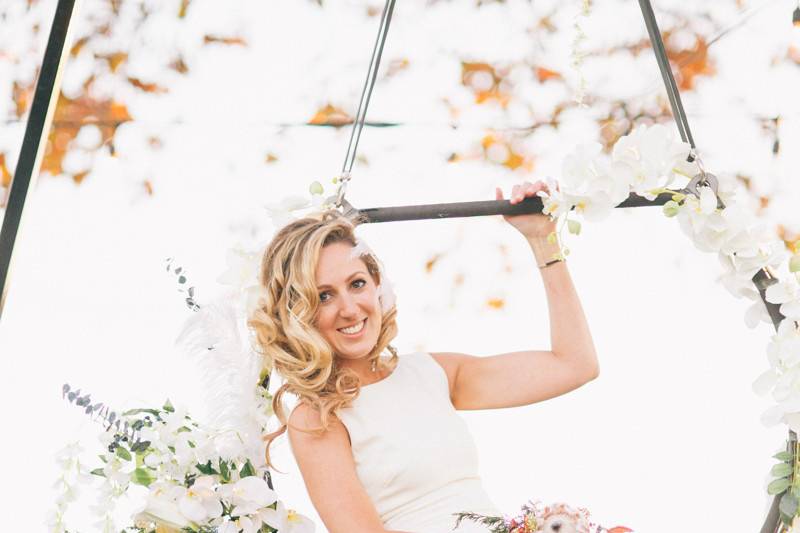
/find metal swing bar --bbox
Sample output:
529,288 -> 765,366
0,0 -> 79,320
334,0 -> 698,225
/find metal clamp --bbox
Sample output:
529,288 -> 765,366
335,172 -> 352,209
680,171 -> 725,210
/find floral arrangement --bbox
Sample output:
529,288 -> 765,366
454,500 -> 633,533
51,383 -> 313,533
50,256 -> 314,532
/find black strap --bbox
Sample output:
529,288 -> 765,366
638,0 -> 696,152
341,0 -> 397,178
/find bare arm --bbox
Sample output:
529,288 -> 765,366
432,183 -> 599,410
287,403 -> 412,533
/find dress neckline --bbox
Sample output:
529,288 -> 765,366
360,355 -> 402,391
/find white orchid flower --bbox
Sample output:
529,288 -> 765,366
176,475 -> 222,523
217,247 -> 261,292
265,195 -> 312,229
219,476 -> 278,516
766,279 -> 799,305
260,501 -> 316,533
134,483 -> 191,530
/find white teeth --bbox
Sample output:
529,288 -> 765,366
339,319 -> 365,334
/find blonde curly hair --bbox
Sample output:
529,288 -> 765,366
248,209 -> 398,469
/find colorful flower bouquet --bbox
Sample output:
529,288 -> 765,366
455,500 -> 633,533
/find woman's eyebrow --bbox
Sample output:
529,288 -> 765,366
316,270 -> 368,290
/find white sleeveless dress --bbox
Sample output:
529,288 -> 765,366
338,352 -> 502,533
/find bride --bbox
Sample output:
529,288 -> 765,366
247,179 -> 599,533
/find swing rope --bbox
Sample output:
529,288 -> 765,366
637,0 -> 696,156
336,0 -> 397,209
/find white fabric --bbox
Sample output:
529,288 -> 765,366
338,352 -> 502,533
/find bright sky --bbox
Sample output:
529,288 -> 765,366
2,0 -> 800,531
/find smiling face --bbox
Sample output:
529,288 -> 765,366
314,241 -> 382,363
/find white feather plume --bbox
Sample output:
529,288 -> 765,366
174,291 -> 270,467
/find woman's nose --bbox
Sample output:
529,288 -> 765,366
338,293 -> 360,317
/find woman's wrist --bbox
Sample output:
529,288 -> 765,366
526,234 -> 563,266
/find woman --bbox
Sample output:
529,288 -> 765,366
248,180 -> 599,533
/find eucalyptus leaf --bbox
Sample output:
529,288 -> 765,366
115,446 -> 132,461
780,491 -> 799,517
163,400 -> 175,413
131,467 -> 156,487
90,468 -> 105,477
768,477 -> 792,495
62,384 -> 70,397
774,451 -> 793,462
772,463 -> 793,478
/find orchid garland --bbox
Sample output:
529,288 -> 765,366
538,122 -> 800,529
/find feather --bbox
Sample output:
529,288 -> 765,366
174,291 -> 270,466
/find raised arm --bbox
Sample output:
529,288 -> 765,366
431,181 -> 599,410
287,403 -> 411,533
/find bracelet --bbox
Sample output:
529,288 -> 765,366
538,258 -> 565,269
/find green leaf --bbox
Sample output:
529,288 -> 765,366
121,408 -> 160,417
567,219 -> 581,235
662,200 -> 680,218
220,459 -> 230,482
196,460 -> 218,475
240,459 -> 256,478
790,254 -> 800,273
163,400 -> 175,413
768,477 -> 792,495
90,468 -> 106,477
774,451 -> 793,462
309,181 -> 324,195
772,463 -> 793,477
131,467 -> 156,487
780,491 -> 799,518
115,446 -> 132,461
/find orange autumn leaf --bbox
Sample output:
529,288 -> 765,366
128,77 -> 168,93
535,66 -> 562,82
143,180 -> 154,196
42,92 -> 132,180
0,153 -> 12,188
461,62 -> 511,107
308,104 -> 352,127
170,56 -> 189,74
425,254 -> 443,273
12,80 -> 34,118
97,52 -> 127,72
667,36 -> 715,90
607,527 -> 634,533
204,35 -> 247,46
178,0 -> 191,18
486,298 -> 505,310
481,133 -> 534,171
265,153 -> 279,163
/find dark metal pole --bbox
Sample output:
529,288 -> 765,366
0,0 -> 79,319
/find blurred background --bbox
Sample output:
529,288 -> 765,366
2,0 -> 800,531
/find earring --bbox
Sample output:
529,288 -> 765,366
370,358 -> 377,372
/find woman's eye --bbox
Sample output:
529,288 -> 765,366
352,279 -> 366,289
319,292 -> 331,303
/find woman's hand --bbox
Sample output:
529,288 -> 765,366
495,180 -> 557,240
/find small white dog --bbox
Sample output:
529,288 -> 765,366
538,503 -> 591,533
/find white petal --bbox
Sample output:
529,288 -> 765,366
761,404 -> 785,427
753,369 -> 778,396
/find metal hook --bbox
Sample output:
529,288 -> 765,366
681,171 -> 725,210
